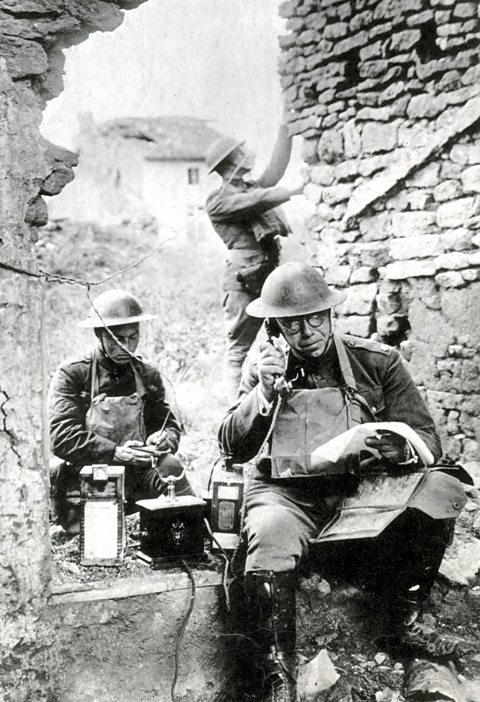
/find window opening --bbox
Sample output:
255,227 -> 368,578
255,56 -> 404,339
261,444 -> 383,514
188,167 -> 200,185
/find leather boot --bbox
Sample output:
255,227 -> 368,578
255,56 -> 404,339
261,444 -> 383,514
389,577 -> 473,662
245,570 -> 297,702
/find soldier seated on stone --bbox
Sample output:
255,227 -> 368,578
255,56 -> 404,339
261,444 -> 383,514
218,262 -> 469,702
49,289 -> 193,534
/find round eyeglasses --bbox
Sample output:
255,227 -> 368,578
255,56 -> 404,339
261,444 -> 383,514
276,312 -> 329,335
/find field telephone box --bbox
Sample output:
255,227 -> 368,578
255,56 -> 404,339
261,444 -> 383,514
136,474 -> 206,567
80,464 -> 125,566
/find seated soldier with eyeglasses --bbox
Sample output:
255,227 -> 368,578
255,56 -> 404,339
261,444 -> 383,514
218,262 -> 469,702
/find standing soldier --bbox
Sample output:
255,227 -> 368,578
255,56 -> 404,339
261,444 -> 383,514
49,289 -> 193,533
219,262 -> 469,702
206,119 -> 303,402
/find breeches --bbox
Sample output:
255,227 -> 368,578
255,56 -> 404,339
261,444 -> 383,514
244,477 -> 452,596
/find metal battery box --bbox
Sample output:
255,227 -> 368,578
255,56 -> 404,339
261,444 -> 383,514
210,467 -> 244,552
80,464 -> 125,566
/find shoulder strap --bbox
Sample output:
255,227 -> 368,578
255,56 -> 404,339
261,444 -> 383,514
334,335 -> 377,420
334,334 -> 357,390
130,360 -> 147,397
90,351 -> 98,399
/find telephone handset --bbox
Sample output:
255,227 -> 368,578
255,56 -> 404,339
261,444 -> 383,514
265,317 -> 281,342
263,318 -> 296,396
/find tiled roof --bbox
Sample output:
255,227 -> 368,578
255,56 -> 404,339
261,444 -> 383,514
99,116 -> 222,161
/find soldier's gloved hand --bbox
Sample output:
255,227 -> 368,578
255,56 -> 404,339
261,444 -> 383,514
258,341 -> 287,403
146,430 -> 176,453
364,430 -> 409,465
114,440 -> 152,466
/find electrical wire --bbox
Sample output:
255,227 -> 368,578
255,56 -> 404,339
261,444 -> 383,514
171,559 -> 196,702
2,149 -> 249,290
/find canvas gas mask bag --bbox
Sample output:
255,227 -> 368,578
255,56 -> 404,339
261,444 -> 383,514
86,351 -> 147,444
270,335 -> 369,479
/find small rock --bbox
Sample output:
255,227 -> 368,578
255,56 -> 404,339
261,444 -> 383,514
318,578 -> 332,596
465,499 -> 479,512
440,533 -> 480,585
325,679 -> 353,702
316,632 -> 338,647
297,649 -> 339,700
394,662 -> 404,671
375,687 -> 401,702
466,587 -> 480,614
375,653 -> 388,665
423,613 -> 437,629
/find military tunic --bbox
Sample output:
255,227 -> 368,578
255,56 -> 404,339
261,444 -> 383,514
218,334 -> 452,575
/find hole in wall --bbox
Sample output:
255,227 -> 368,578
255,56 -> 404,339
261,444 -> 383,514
343,48 -> 360,90
415,21 -> 444,64
377,315 -> 411,347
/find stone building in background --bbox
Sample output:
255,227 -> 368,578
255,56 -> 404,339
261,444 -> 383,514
48,114 -> 221,237
279,0 -> 480,464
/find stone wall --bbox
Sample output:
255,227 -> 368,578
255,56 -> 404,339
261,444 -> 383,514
0,2 -> 147,699
279,0 -> 480,463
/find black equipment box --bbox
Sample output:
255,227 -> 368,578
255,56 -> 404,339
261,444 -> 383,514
136,495 -> 206,567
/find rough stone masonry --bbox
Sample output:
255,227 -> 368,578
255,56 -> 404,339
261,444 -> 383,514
279,0 -> 480,464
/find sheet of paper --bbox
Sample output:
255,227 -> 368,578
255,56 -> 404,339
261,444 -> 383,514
310,421 -> 434,474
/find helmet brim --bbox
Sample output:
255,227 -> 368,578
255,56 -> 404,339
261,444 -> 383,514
207,139 -> 246,173
246,289 -> 346,318
78,313 -> 156,328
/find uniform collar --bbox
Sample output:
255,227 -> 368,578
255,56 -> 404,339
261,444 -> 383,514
95,347 -> 132,376
288,337 -> 338,375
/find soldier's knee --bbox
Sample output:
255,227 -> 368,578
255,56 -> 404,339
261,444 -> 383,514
247,506 -> 296,545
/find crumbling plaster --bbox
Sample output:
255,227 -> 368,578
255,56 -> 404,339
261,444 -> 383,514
0,2 -> 147,698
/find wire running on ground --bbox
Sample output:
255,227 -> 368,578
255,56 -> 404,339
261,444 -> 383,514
171,560 -> 196,702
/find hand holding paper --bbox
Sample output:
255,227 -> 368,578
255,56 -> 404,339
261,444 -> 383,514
310,421 -> 434,476
365,429 -> 408,464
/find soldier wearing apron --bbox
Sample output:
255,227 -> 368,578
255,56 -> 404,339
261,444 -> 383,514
219,263 -> 468,702
49,289 -> 193,533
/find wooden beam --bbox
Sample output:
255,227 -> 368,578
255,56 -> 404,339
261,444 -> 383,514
49,568 -> 223,605
344,95 -> 480,226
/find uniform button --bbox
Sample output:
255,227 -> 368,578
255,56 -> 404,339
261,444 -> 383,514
453,501 -> 461,510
